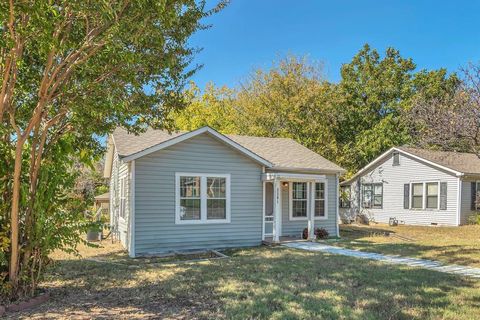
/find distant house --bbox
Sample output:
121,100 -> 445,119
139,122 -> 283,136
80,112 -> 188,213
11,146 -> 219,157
103,126 -> 345,257
340,147 -> 480,226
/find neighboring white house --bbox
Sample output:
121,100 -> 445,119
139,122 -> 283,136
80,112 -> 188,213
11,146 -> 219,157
103,126 -> 345,257
340,147 -> 480,226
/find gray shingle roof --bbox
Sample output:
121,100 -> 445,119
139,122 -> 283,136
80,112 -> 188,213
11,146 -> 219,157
112,127 -> 345,173
398,147 -> 480,175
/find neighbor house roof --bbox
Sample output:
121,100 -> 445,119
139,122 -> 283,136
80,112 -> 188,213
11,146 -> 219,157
341,146 -> 480,185
110,126 -> 345,173
397,147 -> 480,176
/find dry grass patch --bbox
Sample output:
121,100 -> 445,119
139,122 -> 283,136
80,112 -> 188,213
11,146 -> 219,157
337,224 -> 480,267
6,241 -> 480,319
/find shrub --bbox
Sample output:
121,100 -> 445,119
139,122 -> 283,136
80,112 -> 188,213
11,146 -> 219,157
467,212 -> 480,225
314,227 -> 329,239
302,227 -> 329,239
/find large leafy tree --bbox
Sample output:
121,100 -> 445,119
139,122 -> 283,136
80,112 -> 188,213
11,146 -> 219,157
333,44 -> 458,174
409,63 -> 479,156
0,0 -> 225,299
233,55 -> 339,159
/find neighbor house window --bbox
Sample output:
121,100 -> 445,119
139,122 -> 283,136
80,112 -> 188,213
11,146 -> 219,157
119,176 -> 126,219
340,185 -> 351,208
426,182 -> 439,209
363,183 -> 383,209
315,182 -> 326,217
411,183 -> 424,209
476,181 -> 480,210
291,182 -> 308,218
176,173 -> 230,224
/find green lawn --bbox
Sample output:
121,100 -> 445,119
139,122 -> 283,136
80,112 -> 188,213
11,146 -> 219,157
336,224 -> 480,267
8,241 -> 480,319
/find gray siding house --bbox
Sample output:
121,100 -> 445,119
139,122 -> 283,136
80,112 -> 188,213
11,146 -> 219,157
104,126 -> 345,257
340,147 -> 480,226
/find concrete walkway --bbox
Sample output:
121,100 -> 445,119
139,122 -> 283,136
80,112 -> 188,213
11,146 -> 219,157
283,242 -> 480,279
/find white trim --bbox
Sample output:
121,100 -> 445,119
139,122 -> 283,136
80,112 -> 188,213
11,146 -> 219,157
457,178 -> 462,226
119,174 -> 127,222
121,126 -> 272,167
272,166 -> 345,174
335,174 -> 340,238
272,179 -> 282,242
262,180 -> 266,241
128,160 -> 136,258
263,172 -> 326,181
289,179 -> 328,221
342,147 -> 463,186
409,180 -> 441,210
175,172 -> 231,225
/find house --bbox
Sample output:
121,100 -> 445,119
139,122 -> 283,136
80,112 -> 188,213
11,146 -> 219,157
340,147 -> 480,226
103,126 -> 345,257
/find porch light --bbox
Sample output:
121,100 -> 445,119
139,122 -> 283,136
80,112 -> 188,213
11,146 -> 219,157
282,182 -> 288,187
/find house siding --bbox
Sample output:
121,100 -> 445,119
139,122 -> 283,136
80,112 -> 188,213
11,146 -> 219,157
341,152 -> 459,226
110,149 -> 130,248
134,133 -> 263,255
460,179 -> 477,225
280,174 -> 338,237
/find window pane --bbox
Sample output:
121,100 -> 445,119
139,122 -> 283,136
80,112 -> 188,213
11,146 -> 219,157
207,199 -> 226,219
292,200 -> 307,217
207,177 -> 226,198
364,184 -> 372,191
293,182 -> 307,200
315,200 -> 325,217
426,183 -> 438,196
374,184 -> 382,196
412,196 -> 423,208
180,176 -> 201,197
427,196 -> 438,209
180,199 -> 201,220
412,183 -> 423,196
315,183 -> 325,199
373,195 -> 382,207
363,185 -> 372,208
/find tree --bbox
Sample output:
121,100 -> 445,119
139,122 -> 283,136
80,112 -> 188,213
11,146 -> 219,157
333,44 -> 459,174
409,63 -> 480,156
173,82 -> 237,133
233,55 -> 339,159
1,0 -> 225,300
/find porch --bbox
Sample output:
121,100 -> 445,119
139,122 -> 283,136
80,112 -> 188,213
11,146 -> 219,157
262,172 -> 329,243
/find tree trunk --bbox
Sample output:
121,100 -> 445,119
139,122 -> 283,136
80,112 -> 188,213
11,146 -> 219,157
9,138 -> 25,285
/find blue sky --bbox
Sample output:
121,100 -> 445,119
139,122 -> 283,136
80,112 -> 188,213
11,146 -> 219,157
188,0 -> 480,89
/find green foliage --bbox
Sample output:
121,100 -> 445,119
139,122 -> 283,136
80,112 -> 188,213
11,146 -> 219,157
1,0 -> 225,301
172,46 -> 459,176
467,212 -> 480,225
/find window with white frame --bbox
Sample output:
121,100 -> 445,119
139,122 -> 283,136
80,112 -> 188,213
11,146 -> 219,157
314,182 -> 326,217
362,183 -> 382,209
176,173 -> 230,224
119,176 -> 126,219
411,183 -> 424,209
340,185 -> 351,208
476,181 -> 480,211
291,182 -> 308,218
426,182 -> 439,209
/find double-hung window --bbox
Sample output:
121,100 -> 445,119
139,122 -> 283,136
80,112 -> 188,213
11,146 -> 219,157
314,182 -> 326,218
176,173 -> 230,224
340,185 -> 351,208
426,182 -> 439,209
362,183 -> 383,209
411,183 -> 424,209
291,182 -> 308,218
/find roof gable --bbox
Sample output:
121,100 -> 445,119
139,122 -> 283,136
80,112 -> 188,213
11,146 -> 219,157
342,147 -> 480,185
109,126 -> 345,173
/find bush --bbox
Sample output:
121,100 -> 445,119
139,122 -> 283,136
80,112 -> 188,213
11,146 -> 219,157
467,212 -> 480,225
302,227 -> 329,240
314,227 -> 329,239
